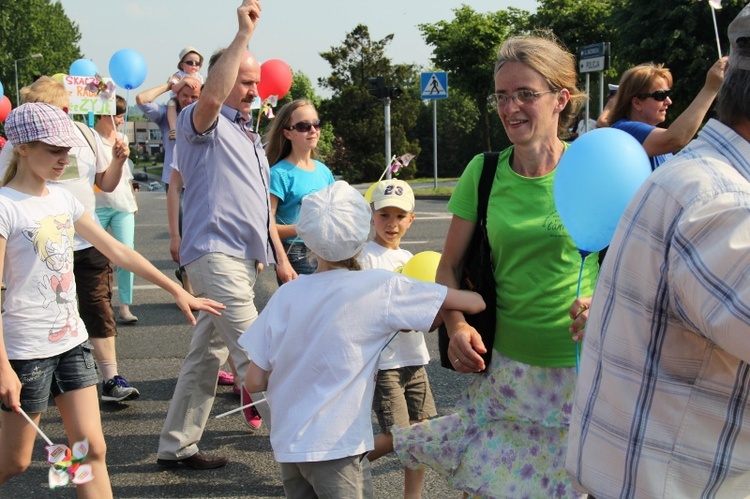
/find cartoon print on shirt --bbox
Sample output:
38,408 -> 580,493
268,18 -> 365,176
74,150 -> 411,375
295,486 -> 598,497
22,214 -> 79,342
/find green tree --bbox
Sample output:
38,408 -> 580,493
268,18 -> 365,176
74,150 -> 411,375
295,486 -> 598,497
318,25 -> 420,183
530,0 -> 615,113
611,0 -> 745,123
0,0 -> 82,106
419,5 -> 530,152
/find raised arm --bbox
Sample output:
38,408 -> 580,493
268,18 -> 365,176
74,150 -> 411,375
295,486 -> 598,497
167,168 -> 184,263
641,57 -> 727,156
136,79 -> 171,106
192,0 -> 262,134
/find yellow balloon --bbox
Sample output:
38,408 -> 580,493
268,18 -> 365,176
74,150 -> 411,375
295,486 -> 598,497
364,182 -> 377,202
402,251 -> 442,282
51,73 -> 66,85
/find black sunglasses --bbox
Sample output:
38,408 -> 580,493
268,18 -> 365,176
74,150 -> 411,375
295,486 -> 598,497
636,89 -> 671,102
182,60 -> 201,67
286,120 -> 322,133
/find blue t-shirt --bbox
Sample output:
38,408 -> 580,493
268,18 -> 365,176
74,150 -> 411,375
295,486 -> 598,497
269,159 -> 335,243
612,118 -> 672,170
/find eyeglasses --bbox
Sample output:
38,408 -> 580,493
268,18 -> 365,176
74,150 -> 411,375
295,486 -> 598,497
490,89 -> 556,107
182,60 -> 201,67
286,120 -> 322,133
636,89 -> 671,102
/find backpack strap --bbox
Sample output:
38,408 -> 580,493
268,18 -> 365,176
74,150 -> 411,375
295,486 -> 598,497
73,121 -> 97,160
477,152 -> 499,224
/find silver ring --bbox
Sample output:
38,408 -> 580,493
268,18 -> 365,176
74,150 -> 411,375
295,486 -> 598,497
455,358 -> 460,364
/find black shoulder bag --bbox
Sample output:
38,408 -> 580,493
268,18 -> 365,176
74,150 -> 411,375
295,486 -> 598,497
438,152 -> 498,372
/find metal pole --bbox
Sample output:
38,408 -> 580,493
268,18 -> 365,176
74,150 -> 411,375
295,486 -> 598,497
432,99 -> 438,189
384,97 -> 392,180
599,71 -> 604,116
14,59 -> 19,105
585,73 -> 590,133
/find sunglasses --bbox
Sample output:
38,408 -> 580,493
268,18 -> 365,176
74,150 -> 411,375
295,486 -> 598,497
636,89 -> 671,102
182,60 -> 201,67
286,120 -> 322,133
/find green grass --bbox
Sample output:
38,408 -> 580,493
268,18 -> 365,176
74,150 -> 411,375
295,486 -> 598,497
412,186 -> 453,197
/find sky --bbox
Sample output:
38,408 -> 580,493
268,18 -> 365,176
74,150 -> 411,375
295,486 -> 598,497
57,0 -> 538,105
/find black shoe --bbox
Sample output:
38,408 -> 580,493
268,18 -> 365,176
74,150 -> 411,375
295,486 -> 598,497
157,451 -> 229,470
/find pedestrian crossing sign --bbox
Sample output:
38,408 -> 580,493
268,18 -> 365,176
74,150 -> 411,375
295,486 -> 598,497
421,72 -> 448,100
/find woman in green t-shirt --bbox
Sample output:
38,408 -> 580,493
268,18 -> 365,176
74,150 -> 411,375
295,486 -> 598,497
392,33 -> 596,498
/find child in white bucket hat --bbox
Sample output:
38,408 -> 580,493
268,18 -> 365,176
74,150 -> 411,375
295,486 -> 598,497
240,181 -> 485,498
0,102 -> 224,496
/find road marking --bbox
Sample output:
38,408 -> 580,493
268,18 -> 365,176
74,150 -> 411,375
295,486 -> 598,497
415,212 -> 452,220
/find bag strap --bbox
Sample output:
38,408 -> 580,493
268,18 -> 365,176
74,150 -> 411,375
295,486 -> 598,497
478,152 -> 499,224
73,121 -> 97,160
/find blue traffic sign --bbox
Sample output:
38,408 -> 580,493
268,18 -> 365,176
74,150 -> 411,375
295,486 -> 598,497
421,72 -> 448,100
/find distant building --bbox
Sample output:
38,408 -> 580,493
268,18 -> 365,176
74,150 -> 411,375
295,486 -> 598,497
125,120 -> 163,160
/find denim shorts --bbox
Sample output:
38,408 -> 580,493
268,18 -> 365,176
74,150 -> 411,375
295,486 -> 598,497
1,341 -> 99,414
277,241 -> 317,285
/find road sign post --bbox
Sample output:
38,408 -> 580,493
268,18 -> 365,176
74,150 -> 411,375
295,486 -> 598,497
421,72 -> 448,188
578,43 -> 610,133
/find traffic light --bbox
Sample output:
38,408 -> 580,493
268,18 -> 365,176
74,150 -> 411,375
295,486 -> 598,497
389,86 -> 403,99
368,76 -> 388,99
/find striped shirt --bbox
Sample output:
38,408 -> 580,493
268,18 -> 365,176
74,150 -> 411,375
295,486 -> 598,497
566,119 -> 750,498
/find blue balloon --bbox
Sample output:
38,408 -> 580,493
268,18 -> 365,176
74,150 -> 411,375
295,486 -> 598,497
553,128 -> 651,254
109,49 -> 147,90
0,81 -> 3,96
69,58 -> 98,77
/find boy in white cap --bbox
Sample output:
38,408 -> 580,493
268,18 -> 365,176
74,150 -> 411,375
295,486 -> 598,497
166,46 -> 204,140
240,181 -> 485,499
358,179 -> 435,498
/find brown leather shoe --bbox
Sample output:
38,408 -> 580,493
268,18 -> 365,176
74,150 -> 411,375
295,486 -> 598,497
157,451 -> 229,470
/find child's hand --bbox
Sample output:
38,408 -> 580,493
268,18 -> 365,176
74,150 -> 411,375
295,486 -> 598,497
113,138 -> 130,163
182,77 -> 200,90
173,288 -> 226,325
568,296 -> 592,342
0,363 -> 23,413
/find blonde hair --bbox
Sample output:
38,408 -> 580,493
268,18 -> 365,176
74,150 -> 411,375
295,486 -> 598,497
264,99 -> 319,166
2,142 -> 41,186
308,253 -> 362,271
609,63 -> 673,124
20,76 -> 70,109
494,32 -> 586,135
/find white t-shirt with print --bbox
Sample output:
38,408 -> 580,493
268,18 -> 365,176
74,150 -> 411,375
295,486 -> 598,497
0,185 -> 87,359
239,268 -> 446,463
358,240 -> 431,369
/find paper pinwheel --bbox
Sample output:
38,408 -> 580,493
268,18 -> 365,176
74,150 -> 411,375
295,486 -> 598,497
46,438 -> 94,489
85,73 -> 116,101
18,409 -> 94,489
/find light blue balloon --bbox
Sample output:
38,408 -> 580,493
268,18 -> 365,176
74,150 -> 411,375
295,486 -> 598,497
109,49 -> 147,90
553,128 -> 651,254
0,81 -> 3,96
69,59 -> 98,77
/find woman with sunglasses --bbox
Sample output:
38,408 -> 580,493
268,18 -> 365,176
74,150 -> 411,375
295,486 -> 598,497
265,99 -> 334,278
608,59 -> 726,170
390,33 -> 595,498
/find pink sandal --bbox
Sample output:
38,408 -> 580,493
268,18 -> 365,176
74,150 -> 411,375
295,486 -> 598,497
217,370 -> 234,386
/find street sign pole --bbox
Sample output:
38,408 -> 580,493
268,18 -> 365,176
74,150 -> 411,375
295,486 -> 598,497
432,100 -> 438,188
578,42 -> 610,132
421,71 -> 448,188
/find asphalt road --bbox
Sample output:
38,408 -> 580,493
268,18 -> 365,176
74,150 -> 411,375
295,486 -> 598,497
0,188 -> 470,499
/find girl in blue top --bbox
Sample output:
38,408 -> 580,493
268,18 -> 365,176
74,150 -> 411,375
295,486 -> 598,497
265,99 -> 334,278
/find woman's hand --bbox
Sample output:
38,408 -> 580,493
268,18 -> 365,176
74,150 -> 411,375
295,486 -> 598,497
275,260 -> 297,284
568,296 -> 592,342
447,323 -> 487,373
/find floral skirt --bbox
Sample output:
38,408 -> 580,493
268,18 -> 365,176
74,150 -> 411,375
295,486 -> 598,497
392,351 -> 584,499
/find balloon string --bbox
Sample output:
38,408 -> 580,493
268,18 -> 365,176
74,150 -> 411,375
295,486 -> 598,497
574,249 -> 590,375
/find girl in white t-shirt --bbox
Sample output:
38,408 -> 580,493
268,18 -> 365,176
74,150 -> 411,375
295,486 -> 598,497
0,103 -> 224,497
240,181 -> 485,499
